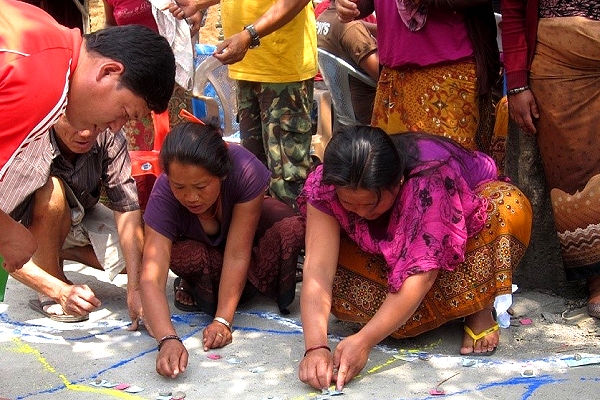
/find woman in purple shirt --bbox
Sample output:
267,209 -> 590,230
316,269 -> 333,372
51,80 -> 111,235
140,121 -> 304,378
297,126 -> 532,390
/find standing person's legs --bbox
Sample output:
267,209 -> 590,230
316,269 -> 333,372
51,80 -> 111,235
530,17 -> 600,315
238,80 -> 268,166
259,79 -> 314,208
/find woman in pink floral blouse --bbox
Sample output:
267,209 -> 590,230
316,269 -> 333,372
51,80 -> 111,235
297,126 -> 532,390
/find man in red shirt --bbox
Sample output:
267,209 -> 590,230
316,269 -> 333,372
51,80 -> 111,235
0,0 -> 175,273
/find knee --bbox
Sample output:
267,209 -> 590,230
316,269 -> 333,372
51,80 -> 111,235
32,177 -> 70,220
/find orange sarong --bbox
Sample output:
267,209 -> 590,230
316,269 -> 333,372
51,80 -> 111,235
331,180 -> 532,338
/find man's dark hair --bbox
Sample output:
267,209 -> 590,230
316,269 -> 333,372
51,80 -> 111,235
83,25 -> 176,113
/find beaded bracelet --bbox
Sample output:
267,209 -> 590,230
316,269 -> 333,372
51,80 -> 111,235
158,334 -> 182,351
304,344 -> 331,357
213,316 -> 232,332
507,85 -> 530,96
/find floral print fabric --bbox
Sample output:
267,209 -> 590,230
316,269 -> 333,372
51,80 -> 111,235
298,160 -> 490,292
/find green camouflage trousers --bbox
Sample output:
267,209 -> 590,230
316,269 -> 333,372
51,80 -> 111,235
237,79 -> 314,209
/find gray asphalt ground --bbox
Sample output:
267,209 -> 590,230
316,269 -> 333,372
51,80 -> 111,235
1,262 -> 600,400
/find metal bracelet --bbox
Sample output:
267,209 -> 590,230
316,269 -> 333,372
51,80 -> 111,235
507,85 -> 530,96
213,316 -> 232,331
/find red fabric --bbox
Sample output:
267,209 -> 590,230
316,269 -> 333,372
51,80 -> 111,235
0,0 -> 80,178
500,0 -> 540,90
129,150 -> 161,210
105,0 -> 158,32
151,110 -> 170,151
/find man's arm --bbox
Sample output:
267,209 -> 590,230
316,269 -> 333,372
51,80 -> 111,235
215,0 -> 312,64
113,209 -> 144,330
0,210 -> 37,272
169,0 -> 313,64
358,52 -> 379,81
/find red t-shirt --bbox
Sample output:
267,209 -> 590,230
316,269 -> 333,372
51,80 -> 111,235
0,0 -> 81,212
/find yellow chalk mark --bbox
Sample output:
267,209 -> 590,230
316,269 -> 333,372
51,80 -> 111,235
10,338 -> 144,399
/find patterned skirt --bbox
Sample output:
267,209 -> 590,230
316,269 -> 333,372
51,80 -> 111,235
331,180 -> 532,338
169,196 -> 305,315
530,17 -> 600,280
371,61 -> 499,160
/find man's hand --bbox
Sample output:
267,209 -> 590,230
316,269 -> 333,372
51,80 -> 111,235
126,286 -> 144,331
185,9 -> 206,36
0,212 -> 37,272
335,0 -> 360,22
213,33 -> 251,65
57,283 -> 102,316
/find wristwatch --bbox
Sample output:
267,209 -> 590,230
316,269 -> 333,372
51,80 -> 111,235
244,24 -> 260,49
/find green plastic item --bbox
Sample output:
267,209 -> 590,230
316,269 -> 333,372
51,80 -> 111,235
0,256 -> 7,302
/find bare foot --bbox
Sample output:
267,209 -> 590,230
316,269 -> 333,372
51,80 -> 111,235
460,306 -> 499,355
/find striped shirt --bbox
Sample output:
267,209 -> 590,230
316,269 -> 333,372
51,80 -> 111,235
7,128 -> 139,223
50,128 -> 140,213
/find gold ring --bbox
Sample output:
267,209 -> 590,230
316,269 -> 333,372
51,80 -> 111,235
217,333 -> 224,338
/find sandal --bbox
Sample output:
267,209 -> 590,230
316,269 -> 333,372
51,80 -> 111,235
173,277 -> 200,312
28,298 -> 89,323
462,323 -> 499,356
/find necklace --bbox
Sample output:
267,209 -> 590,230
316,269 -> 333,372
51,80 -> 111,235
198,194 -> 221,221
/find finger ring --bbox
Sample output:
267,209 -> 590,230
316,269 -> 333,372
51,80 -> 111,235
217,333 -> 224,338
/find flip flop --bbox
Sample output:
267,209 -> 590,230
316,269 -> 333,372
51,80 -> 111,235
462,323 -> 499,357
28,299 -> 89,323
173,277 -> 201,312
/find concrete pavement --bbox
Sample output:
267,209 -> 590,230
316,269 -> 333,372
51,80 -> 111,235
1,262 -> 600,400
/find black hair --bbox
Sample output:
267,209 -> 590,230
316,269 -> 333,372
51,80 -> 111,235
322,126 -> 404,202
322,125 -> 480,196
83,25 -> 176,113
159,120 -> 232,178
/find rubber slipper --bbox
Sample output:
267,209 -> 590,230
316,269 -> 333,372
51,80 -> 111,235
173,277 -> 200,312
28,299 -> 89,323
462,323 -> 499,356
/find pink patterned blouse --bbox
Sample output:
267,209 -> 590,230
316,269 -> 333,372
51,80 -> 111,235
298,143 -> 497,292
